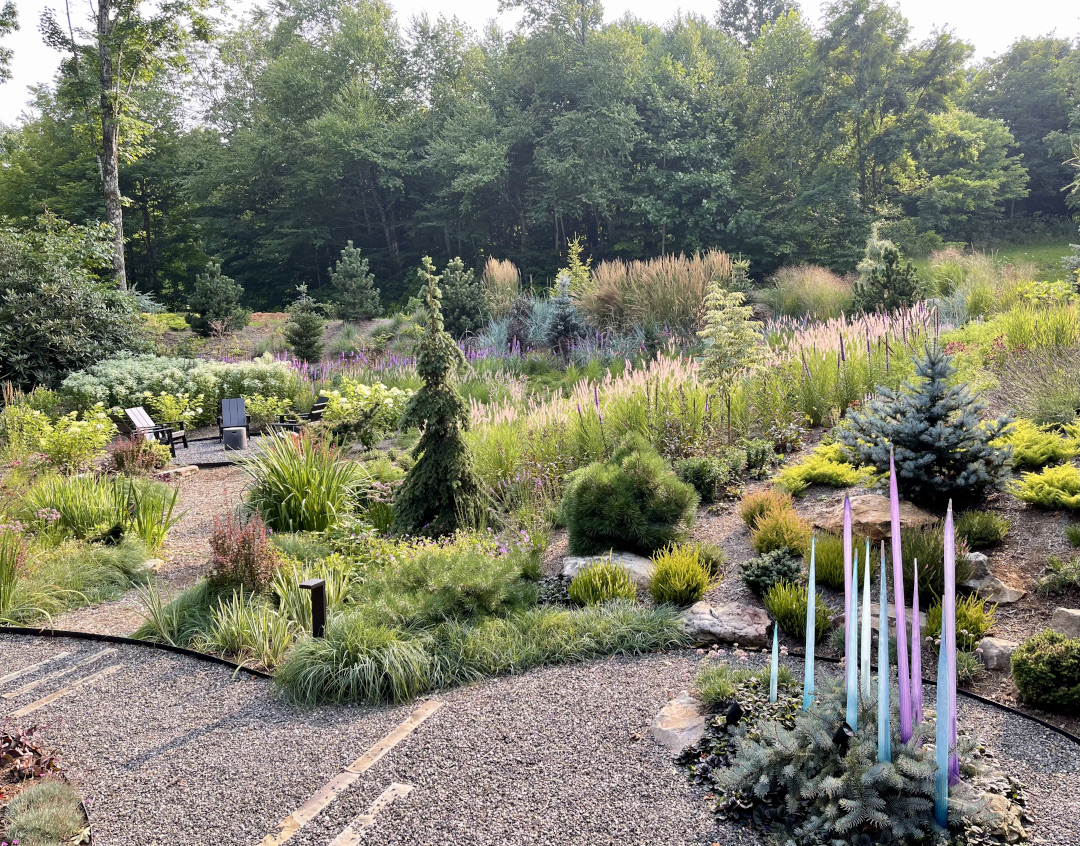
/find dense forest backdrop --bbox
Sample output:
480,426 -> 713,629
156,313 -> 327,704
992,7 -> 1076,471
0,0 -> 1078,308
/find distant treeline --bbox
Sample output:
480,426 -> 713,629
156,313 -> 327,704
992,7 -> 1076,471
0,0 -> 1078,307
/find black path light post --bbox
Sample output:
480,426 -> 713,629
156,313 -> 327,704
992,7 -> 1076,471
300,578 -> 327,638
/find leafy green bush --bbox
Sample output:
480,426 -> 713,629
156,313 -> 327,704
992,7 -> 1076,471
926,594 -> 996,651
1036,555 -> 1080,596
750,508 -> 811,556
1067,525 -> 1080,548
838,346 -> 1010,506
775,442 -> 874,495
321,380 -> 412,448
241,430 -> 368,532
37,406 -> 117,472
186,261 -> 251,335
675,448 -> 747,503
997,419 -> 1079,469
1011,630 -> 1080,713
4,778 -> 87,846
955,510 -> 1010,550
738,487 -> 793,530
561,435 -> 698,556
763,579 -> 831,637
567,560 -> 637,606
740,549 -> 801,598
808,533 -> 847,591
649,544 -> 712,606
1009,463 -> 1080,511
900,523 -> 974,602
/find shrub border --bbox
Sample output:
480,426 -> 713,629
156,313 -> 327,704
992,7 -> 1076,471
0,626 -> 271,679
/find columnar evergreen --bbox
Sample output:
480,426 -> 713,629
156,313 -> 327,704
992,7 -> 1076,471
283,284 -> 326,364
393,257 -> 484,536
329,241 -> 380,322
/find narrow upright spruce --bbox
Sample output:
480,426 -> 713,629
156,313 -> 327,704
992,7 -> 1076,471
889,451 -> 913,743
769,622 -> 779,703
803,535 -> 817,710
861,542 -> 872,698
944,501 -> 960,784
911,560 -> 924,724
846,548 -> 859,731
878,545 -> 892,763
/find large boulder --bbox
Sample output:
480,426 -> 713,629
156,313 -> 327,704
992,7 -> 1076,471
977,636 -> 1017,671
683,601 -> 771,648
960,555 -> 1026,604
816,494 -> 937,541
1050,607 -> 1080,640
561,552 -> 653,589
649,691 -> 707,755
952,786 -> 1028,844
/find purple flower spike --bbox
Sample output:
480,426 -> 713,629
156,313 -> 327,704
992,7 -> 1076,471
890,449 -> 913,743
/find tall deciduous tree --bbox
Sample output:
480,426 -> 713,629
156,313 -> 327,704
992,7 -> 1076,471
716,0 -> 793,46
0,1 -> 17,84
40,0 -> 211,290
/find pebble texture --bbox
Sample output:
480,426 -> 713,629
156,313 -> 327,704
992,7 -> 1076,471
2,635 -> 1078,846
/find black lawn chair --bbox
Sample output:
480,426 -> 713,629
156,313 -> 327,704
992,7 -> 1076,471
218,398 -> 251,441
275,395 -> 329,432
124,406 -> 188,457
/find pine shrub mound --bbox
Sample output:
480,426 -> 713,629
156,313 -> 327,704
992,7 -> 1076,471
440,257 -> 489,339
187,260 -> 251,335
568,560 -> 637,606
561,434 -> 699,556
329,241 -> 381,321
394,257 -> 486,536
838,346 -> 1011,506
649,544 -> 713,607
1011,630 -> 1080,713
713,679 -> 980,845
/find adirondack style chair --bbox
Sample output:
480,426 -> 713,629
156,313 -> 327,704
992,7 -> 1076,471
275,395 -> 330,432
218,398 -> 251,441
124,406 -> 189,457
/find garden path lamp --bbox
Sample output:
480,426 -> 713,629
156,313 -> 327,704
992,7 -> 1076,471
300,578 -> 327,638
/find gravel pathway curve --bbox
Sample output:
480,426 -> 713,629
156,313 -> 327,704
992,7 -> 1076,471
3,635 -> 1078,846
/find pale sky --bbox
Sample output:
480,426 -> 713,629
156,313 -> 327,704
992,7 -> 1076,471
1,0 -> 1078,124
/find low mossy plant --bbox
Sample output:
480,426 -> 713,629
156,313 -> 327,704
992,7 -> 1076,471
1011,629 -> 1080,713
567,560 -> 637,606
3,779 -> 88,846
649,544 -> 713,607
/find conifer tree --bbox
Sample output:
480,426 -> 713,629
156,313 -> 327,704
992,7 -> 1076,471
838,345 -> 1011,506
283,284 -> 326,364
393,256 -> 484,536
698,282 -> 764,385
544,272 -> 585,357
187,261 -> 251,335
439,257 -> 488,338
853,243 -> 921,313
329,241 -> 380,321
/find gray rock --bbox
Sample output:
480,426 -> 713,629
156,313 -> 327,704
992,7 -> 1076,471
1050,607 -> 1080,640
845,603 -> 928,634
155,464 -> 198,480
952,785 -> 1028,844
960,571 -> 1026,605
816,494 -> 937,541
649,691 -> 706,755
966,551 -> 991,580
683,601 -> 771,648
561,552 -> 654,589
977,636 -> 1017,671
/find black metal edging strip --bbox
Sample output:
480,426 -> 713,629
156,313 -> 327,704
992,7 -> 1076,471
792,650 -> 1080,746
0,626 -> 272,679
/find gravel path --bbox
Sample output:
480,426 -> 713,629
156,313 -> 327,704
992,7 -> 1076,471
3,636 -> 1078,846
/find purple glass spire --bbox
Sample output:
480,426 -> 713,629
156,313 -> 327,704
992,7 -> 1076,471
890,450 -> 913,743
911,560 -> 924,725
944,501 -> 959,784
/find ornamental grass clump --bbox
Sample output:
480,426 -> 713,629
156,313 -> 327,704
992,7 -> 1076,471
1036,555 -> 1080,596
900,523 -> 973,602
1011,630 -> 1080,713
762,580 -> 831,638
393,257 -> 486,536
1009,463 -> 1080,511
838,345 -> 1010,507
807,532 -> 848,590
561,434 -> 698,556
241,429 -> 368,532
926,594 -> 996,652
954,509 -> 1010,550
567,560 -> 637,606
649,544 -> 713,606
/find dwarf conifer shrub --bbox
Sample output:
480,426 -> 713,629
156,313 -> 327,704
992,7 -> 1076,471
775,442 -> 874,495
568,560 -> 637,606
763,580 -> 831,637
394,257 -> 486,536
561,434 -> 698,556
739,488 -> 793,530
544,273 -> 585,356
853,243 -> 921,313
440,257 -> 488,339
838,346 -> 1011,506
284,284 -> 327,364
997,419 -> 1079,469
955,510 -> 1010,550
1009,463 -> 1080,511
187,261 -> 251,335
329,241 -> 381,321
740,549 -> 801,597
1011,630 -> 1080,713
750,508 -> 811,556
649,544 -> 712,606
